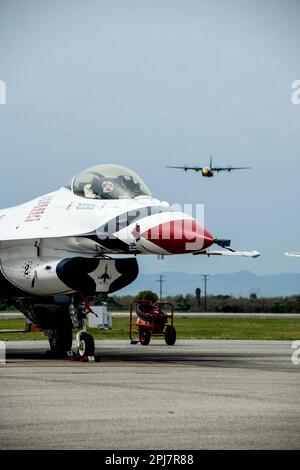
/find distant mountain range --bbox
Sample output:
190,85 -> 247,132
118,270 -> 300,298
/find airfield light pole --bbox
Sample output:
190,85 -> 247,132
157,273 -> 166,301
202,274 -> 210,312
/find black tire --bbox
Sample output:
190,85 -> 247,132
48,327 -> 73,353
164,325 -> 176,346
139,327 -> 151,346
78,333 -> 95,357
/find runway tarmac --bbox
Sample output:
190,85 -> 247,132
0,340 -> 299,449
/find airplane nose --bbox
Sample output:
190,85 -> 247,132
141,219 -> 214,254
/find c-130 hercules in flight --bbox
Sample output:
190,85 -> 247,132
167,157 -> 251,178
0,164 -> 260,357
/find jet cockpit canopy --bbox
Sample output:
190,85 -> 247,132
66,164 -> 152,200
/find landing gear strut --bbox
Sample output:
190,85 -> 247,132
11,295 -> 97,361
69,296 -> 96,362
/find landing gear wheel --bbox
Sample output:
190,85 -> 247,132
164,325 -> 176,345
78,333 -> 95,357
139,327 -> 151,346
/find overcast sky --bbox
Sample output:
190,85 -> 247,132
0,0 -> 299,278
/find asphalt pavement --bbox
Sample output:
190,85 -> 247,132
0,339 -> 299,449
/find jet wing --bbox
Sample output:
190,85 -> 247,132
166,165 -> 203,172
284,252 -> 300,257
194,249 -> 260,258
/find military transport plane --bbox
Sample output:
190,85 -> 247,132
167,157 -> 251,178
0,164 -> 260,357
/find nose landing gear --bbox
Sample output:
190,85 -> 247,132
69,296 -> 96,362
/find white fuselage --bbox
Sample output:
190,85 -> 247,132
0,188 -> 208,296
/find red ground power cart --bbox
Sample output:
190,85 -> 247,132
129,300 -> 176,346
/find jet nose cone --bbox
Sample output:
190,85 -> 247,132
142,219 -> 214,254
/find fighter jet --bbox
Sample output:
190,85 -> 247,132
0,164 -> 260,356
167,157 -> 251,177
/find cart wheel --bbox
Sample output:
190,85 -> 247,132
139,327 -> 151,346
78,333 -> 95,357
164,326 -> 176,345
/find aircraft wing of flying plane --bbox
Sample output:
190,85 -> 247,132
166,165 -> 204,172
284,252 -> 300,257
0,163 -> 260,357
211,166 -> 251,172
